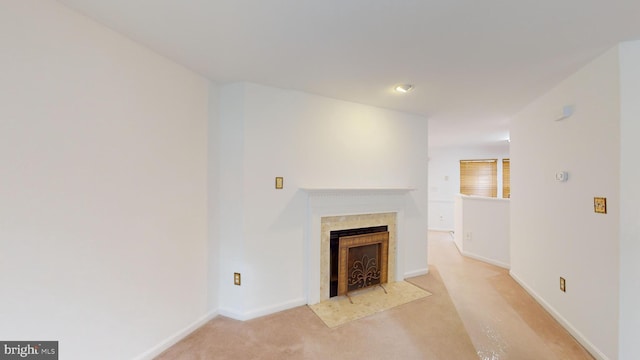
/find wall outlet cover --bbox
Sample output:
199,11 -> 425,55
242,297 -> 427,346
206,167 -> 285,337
594,197 -> 607,214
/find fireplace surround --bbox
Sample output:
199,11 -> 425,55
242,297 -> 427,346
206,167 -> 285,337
302,188 -> 414,304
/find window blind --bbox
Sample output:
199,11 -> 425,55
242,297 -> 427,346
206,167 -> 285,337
502,159 -> 510,198
460,159 -> 497,197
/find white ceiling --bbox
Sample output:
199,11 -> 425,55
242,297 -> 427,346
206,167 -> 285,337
58,0 -> 640,148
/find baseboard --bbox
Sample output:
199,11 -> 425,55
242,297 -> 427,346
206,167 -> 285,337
218,307 -> 244,320
461,251 -> 510,269
509,271 -> 609,360
404,268 -> 429,278
134,310 -> 218,360
219,297 -> 307,321
243,297 -> 307,320
453,239 -> 463,254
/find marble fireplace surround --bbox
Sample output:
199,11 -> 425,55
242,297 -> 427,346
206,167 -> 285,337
302,188 -> 414,305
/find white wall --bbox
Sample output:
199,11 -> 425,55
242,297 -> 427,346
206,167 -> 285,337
0,1 -> 211,359
207,83 -> 221,312
453,195 -> 464,250
428,143 -> 509,230
455,195 -> 510,268
217,83 -> 248,316
510,47 -> 620,359
618,40 -> 640,360
218,82 -> 429,319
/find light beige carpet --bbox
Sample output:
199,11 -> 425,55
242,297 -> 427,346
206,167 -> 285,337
308,281 -> 431,328
156,269 -> 479,359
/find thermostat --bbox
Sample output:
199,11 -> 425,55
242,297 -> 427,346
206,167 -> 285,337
555,171 -> 568,182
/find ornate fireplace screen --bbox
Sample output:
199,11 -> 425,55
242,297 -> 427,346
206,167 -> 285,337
337,232 -> 389,296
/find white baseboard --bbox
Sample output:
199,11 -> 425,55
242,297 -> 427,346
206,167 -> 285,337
509,271 -> 609,360
404,268 -> 429,278
218,307 -> 244,320
219,297 -> 307,321
136,297 -> 307,358
134,310 -> 218,360
461,251 -> 510,269
243,297 -> 307,320
453,239 -> 463,254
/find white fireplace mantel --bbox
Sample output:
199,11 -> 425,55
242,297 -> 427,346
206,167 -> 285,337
302,187 -> 415,304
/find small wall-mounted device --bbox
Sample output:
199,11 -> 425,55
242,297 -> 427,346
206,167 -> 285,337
234,272 -> 241,286
560,277 -> 566,292
555,105 -> 575,121
555,171 -> 568,182
275,177 -> 283,189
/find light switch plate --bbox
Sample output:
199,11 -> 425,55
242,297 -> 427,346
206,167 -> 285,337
275,177 -> 283,189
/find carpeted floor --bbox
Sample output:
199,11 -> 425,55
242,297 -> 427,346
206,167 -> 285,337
427,231 -> 594,360
156,231 -> 594,359
156,267 -> 477,359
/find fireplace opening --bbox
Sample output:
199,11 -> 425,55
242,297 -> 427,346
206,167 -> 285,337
330,226 -> 388,298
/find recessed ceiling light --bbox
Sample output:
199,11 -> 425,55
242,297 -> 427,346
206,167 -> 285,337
394,84 -> 414,93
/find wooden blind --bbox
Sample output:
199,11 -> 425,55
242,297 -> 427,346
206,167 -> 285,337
502,159 -> 510,198
460,159 -> 497,197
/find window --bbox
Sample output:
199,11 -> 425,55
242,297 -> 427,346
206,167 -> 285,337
502,159 -> 510,198
460,159 -> 497,197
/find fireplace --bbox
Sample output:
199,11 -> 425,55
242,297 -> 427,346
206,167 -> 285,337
330,226 -> 388,297
319,212 -> 397,301
302,187 -> 414,305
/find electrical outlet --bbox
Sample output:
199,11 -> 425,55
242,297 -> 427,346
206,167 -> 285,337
234,272 -> 241,286
594,197 -> 607,214
560,277 -> 566,292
